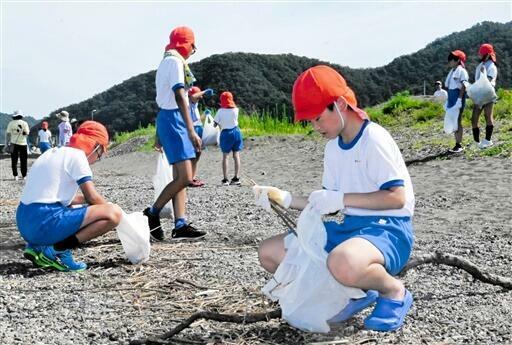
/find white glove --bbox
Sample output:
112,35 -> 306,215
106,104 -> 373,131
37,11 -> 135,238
452,98 -> 462,109
308,190 -> 344,215
253,185 -> 292,212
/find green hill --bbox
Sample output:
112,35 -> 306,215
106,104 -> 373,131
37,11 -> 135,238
43,21 -> 511,134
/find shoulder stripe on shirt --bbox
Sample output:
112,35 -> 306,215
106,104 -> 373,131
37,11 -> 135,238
77,176 -> 92,185
380,179 -> 404,190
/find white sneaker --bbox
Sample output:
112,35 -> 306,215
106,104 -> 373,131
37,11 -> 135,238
478,139 -> 493,149
14,176 -> 19,181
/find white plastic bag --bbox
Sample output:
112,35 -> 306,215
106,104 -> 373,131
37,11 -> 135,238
443,105 -> 459,134
152,152 -> 173,218
262,205 -> 365,333
116,211 -> 150,264
201,113 -> 220,146
466,68 -> 497,107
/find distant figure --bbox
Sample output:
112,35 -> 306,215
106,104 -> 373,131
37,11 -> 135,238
433,81 -> 448,102
187,86 -> 214,187
144,26 -> 206,242
37,121 -> 52,154
472,43 -> 498,149
6,110 -> 30,180
56,110 -> 73,147
70,118 -> 79,133
17,121 -> 122,272
444,50 -> 468,153
214,91 -> 244,186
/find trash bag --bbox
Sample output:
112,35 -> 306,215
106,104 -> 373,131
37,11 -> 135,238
153,152 -> 173,218
262,205 -> 365,333
202,113 -> 220,146
116,210 -> 150,264
466,68 -> 497,107
443,105 -> 459,134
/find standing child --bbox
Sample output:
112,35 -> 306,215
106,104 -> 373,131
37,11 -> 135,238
16,121 -> 122,272
214,91 -> 243,186
37,121 -> 52,154
144,26 -> 206,241
255,66 -> 415,331
57,110 -> 73,147
188,86 -> 214,187
471,43 -> 498,149
444,50 -> 469,153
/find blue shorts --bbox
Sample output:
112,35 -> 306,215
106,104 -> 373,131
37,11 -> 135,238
220,127 -> 244,153
39,142 -> 51,153
447,89 -> 467,112
16,202 -> 88,245
157,108 -> 196,164
194,125 -> 203,140
324,215 -> 414,276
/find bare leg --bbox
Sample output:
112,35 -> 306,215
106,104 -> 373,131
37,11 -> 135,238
454,108 -> 463,145
75,203 -> 122,242
191,151 -> 201,179
222,153 -> 229,180
233,151 -> 241,178
483,102 -> 494,127
327,238 -> 404,300
258,233 -> 287,273
153,160 -> 193,220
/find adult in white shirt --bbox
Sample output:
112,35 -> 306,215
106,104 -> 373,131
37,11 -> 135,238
16,121 -> 121,272
37,121 -> 52,153
433,81 -> 448,102
471,43 -> 498,149
6,110 -> 30,180
57,110 -> 73,147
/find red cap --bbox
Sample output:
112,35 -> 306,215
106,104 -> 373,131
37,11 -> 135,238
450,50 -> 466,63
292,65 -> 368,121
69,120 -> 109,154
479,43 -> 496,62
164,26 -> 195,58
41,121 -> 48,130
188,86 -> 201,97
220,91 -> 236,108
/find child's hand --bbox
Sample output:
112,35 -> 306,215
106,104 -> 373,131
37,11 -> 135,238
189,131 -> 202,152
308,190 -> 344,214
253,185 -> 292,210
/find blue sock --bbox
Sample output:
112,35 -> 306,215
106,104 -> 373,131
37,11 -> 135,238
149,206 -> 161,216
175,217 -> 187,229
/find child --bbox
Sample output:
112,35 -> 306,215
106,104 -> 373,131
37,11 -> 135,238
255,65 -> 415,331
37,121 -> 52,153
57,110 -> 73,147
444,50 -> 469,153
471,43 -> 498,149
6,110 -> 30,180
144,26 -> 206,241
188,86 -> 214,187
214,91 -> 243,186
16,121 -> 122,272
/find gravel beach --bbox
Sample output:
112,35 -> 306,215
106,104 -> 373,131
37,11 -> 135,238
1,134 -> 511,345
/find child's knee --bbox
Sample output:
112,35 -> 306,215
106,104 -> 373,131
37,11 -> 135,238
257,239 -> 278,271
327,250 -> 362,286
108,204 -> 122,226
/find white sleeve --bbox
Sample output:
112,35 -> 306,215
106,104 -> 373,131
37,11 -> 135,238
321,144 -> 338,190
487,63 -> 497,80
168,57 -> 185,90
213,111 -> 221,125
67,152 -> 93,184
366,133 -> 405,190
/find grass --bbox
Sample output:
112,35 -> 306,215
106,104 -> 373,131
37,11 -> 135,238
113,89 -> 512,157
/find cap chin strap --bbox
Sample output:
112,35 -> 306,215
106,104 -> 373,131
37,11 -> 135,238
86,144 -> 101,159
333,102 -> 345,133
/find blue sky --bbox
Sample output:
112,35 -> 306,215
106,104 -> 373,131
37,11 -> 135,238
1,1 -> 511,119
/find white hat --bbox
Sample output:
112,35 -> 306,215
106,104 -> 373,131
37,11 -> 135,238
57,110 -> 70,121
70,118 -> 78,124
12,110 -> 23,118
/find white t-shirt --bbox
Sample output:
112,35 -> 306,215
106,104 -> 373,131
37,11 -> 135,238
58,121 -> 72,146
6,119 -> 30,145
38,129 -> 52,143
445,65 -> 469,90
433,89 -> 448,101
475,60 -> 498,87
214,108 -> 239,130
155,55 -> 188,110
189,102 -> 202,126
20,147 -> 92,206
322,121 -> 414,217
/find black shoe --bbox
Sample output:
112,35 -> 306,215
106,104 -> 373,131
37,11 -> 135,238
448,144 -> 464,154
171,224 -> 206,241
221,178 -> 229,186
143,207 -> 164,241
230,177 -> 241,185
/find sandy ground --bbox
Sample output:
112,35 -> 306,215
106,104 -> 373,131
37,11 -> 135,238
0,135 -> 511,345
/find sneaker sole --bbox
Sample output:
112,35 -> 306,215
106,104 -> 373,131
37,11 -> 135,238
23,250 -> 51,269
170,234 -> 207,242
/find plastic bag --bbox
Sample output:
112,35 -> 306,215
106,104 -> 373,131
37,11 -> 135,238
443,105 -> 459,134
466,68 -> 497,107
152,152 -> 173,218
201,113 -> 220,146
116,211 -> 150,264
262,205 -> 365,333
